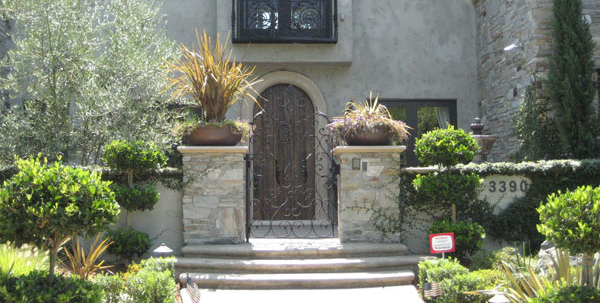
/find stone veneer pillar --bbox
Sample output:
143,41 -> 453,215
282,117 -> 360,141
333,146 -> 406,243
178,146 -> 247,245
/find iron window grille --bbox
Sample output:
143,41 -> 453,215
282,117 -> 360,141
232,0 -> 338,43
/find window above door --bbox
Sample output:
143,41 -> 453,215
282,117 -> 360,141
232,0 -> 338,43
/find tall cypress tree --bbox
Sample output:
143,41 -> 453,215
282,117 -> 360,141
547,0 -> 597,159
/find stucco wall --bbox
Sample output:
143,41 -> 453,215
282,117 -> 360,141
161,0 -> 481,132
116,184 -> 184,256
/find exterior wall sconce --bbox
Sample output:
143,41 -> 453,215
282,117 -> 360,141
503,42 -> 524,52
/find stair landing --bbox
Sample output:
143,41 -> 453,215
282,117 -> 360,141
181,286 -> 424,303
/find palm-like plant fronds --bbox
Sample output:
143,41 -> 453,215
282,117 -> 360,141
165,29 -> 260,122
64,235 -> 113,280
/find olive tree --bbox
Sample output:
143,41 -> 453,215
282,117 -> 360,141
538,185 -> 600,286
0,0 -> 176,166
0,157 -> 120,274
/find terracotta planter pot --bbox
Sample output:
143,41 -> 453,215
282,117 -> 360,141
183,125 -> 243,146
343,129 -> 391,145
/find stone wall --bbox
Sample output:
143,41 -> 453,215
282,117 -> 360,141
333,146 -> 405,243
475,0 -> 600,161
178,147 -> 247,245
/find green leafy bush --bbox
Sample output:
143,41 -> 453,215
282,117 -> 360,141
414,125 -> 480,167
413,172 -> 482,209
93,274 -> 124,303
0,156 -> 119,274
0,270 -> 103,303
112,184 -> 160,212
124,268 -> 175,303
103,141 -> 166,174
438,269 -> 505,303
530,284 -> 600,303
538,185 -> 600,256
141,257 -> 176,278
429,220 -> 485,264
105,228 -> 151,262
538,185 -> 600,285
418,258 -> 468,298
469,247 -> 520,271
93,258 -> 176,303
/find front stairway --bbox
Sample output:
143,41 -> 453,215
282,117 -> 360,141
175,239 -> 428,302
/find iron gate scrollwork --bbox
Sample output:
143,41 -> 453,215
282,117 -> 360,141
245,84 -> 339,239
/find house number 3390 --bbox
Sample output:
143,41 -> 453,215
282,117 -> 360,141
487,180 -> 529,193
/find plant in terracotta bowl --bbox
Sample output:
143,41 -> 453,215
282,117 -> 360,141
165,30 -> 260,146
328,93 -> 410,145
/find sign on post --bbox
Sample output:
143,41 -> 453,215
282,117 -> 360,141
429,233 -> 455,254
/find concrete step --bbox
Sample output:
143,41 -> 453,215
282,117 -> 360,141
181,239 -> 409,259
181,286 -> 424,303
180,270 -> 416,289
175,255 -> 428,274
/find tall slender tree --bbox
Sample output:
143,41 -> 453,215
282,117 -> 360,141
547,0 -> 598,159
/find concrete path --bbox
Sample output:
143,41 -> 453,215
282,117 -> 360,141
181,286 -> 424,303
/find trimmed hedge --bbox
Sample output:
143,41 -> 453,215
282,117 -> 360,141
402,159 -> 600,253
0,270 -> 103,303
0,166 -> 183,190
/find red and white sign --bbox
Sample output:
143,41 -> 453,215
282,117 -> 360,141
429,233 -> 455,254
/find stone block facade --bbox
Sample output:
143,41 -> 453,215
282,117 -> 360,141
475,0 -> 600,161
178,146 -> 247,245
333,146 -> 405,243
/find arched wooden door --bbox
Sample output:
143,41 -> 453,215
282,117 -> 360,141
251,84 -> 316,221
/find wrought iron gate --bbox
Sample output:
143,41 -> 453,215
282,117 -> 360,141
245,84 -> 338,239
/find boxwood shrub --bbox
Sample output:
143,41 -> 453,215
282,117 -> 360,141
0,270 -> 103,303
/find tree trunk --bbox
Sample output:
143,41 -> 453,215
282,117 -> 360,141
582,253 -> 595,287
452,203 -> 456,224
49,246 -> 58,275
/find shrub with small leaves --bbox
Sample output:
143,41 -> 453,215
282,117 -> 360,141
414,125 -> 480,168
103,140 -> 166,174
0,156 -> 119,274
438,269 -> 505,303
429,220 -> 485,264
124,268 -> 175,303
93,274 -> 124,303
470,247 -> 521,271
418,257 -> 469,299
537,185 -> 600,256
530,284 -> 600,303
112,184 -> 160,212
106,228 -> 151,262
0,270 -> 103,303
141,257 -> 176,278
413,172 -> 482,210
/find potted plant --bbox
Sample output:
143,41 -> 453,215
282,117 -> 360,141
327,93 -> 409,145
165,30 -> 260,146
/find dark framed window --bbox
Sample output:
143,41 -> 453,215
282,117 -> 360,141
380,99 -> 458,167
232,0 -> 338,43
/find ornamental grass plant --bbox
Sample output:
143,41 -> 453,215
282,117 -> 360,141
0,243 -> 48,276
165,29 -> 261,138
327,92 -> 410,144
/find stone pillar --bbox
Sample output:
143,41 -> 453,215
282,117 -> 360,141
332,146 -> 406,243
178,146 -> 247,245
